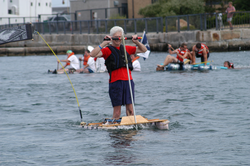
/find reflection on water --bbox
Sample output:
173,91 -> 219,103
104,130 -> 138,165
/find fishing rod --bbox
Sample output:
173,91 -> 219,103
121,35 -> 138,130
103,37 -> 142,41
35,31 -> 83,122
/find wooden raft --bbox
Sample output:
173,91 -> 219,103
81,115 -> 169,128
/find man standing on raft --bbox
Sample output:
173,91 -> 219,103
90,26 -> 147,119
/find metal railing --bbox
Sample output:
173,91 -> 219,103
1,11 -> 250,34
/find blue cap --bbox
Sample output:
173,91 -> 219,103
67,50 -> 72,54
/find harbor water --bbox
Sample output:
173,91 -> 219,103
1,51 -> 250,165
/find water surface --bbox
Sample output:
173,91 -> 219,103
1,51 -> 250,165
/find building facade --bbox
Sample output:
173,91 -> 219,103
0,0 -> 52,25
71,0 -> 128,20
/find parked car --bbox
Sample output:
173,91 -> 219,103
48,15 -> 71,31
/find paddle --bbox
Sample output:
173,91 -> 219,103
104,37 -> 142,41
194,60 -> 214,65
121,35 -> 138,130
184,59 -> 190,64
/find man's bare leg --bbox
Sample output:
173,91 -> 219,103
113,105 -> 121,119
228,21 -> 233,29
157,55 -> 176,68
126,104 -> 134,116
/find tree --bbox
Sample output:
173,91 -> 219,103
233,0 -> 250,11
139,0 -> 205,17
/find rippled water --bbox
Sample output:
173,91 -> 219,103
1,51 -> 250,165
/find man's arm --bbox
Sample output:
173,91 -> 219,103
90,35 -> 111,57
191,45 -> 196,64
132,35 -> 147,53
57,59 -> 69,69
178,52 -> 188,60
203,48 -> 208,65
84,64 -> 89,69
167,44 -> 178,54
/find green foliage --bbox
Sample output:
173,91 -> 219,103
204,6 -> 216,13
206,15 -> 216,29
206,12 -> 250,30
233,0 -> 250,11
180,25 -> 196,30
232,13 -> 250,25
139,0 -> 205,17
138,2 -> 164,17
109,15 -> 127,20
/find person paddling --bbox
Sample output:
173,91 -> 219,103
76,49 -> 96,73
157,43 -> 192,70
57,50 -> 80,73
90,26 -> 147,119
79,50 -> 91,67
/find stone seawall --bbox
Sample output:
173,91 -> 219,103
1,29 -> 250,56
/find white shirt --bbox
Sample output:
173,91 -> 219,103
87,57 -> 96,72
68,55 -> 80,70
132,60 -> 141,71
95,57 -> 107,72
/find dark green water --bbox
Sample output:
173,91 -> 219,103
1,51 -> 250,165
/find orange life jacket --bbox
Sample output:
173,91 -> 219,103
195,43 -> 209,56
176,48 -> 188,62
66,52 -> 74,66
132,56 -> 140,63
83,55 -> 90,65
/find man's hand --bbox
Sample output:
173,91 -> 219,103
131,35 -> 139,44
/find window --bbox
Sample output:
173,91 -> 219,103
10,0 -> 12,3
8,9 -> 12,14
38,2 -> 40,6
46,3 -> 48,6
31,2 -> 33,6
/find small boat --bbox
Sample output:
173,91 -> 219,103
80,115 -> 170,130
166,63 -> 227,71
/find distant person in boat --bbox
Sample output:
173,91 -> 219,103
191,43 -> 209,65
76,50 -> 96,73
224,61 -> 234,69
90,26 -> 147,119
131,54 -> 141,71
226,2 -> 236,30
79,50 -> 91,67
156,43 -> 192,70
57,50 -> 80,73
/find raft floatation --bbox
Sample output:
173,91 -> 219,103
80,115 -> 170,130
166,62 -> 227,71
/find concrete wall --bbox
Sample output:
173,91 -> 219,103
1,29 -> 250,56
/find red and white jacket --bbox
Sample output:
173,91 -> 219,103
195,43 -> 209,56
176,48 -> 189,62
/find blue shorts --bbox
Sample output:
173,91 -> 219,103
196,52 -> 210,62
88,68 -> 94,73
109,80 -> 134,107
